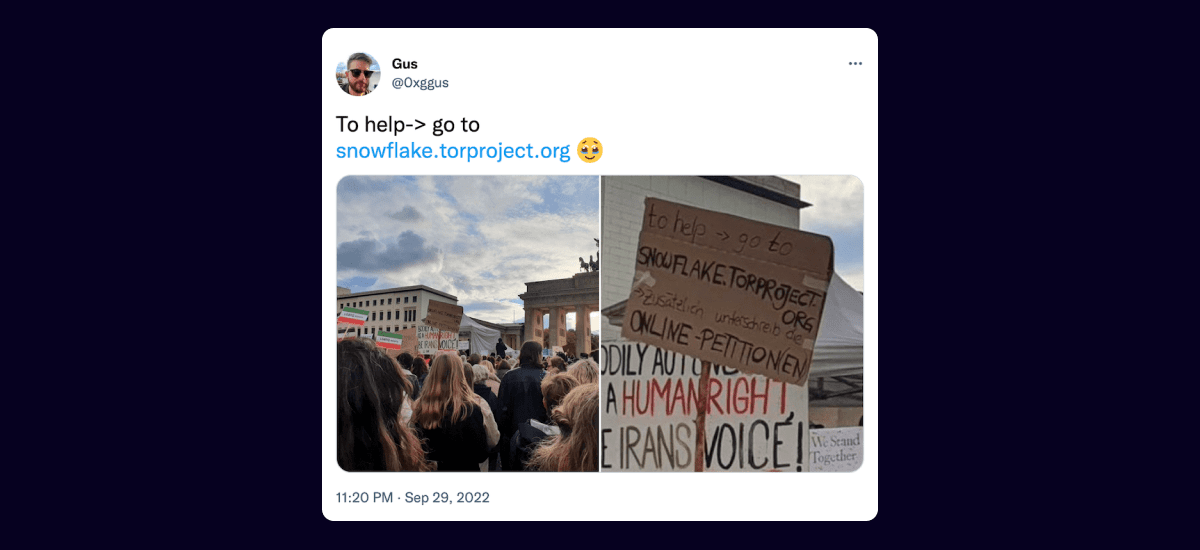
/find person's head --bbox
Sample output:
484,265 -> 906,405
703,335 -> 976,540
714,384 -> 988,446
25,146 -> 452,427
496,358 -> 509,371
519,340 -> 543,366
548,356 -> 566,374
468,353 -> 481,366
498,337 -> 503,343
471,364 -> 491,385
460,357 -> 475,387
540,372 -> 580,417
529,383 -> 599,471
397,352 -> 414,370
480,360 -> 496,376
337,339 -> 431,471
410,355 -> 428,377
412,353 -> 477,430
568,358 -> 598,385
344,53 -> 374,95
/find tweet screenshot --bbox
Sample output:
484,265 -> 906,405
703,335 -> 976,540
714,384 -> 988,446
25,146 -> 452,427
323,28 -> 877,521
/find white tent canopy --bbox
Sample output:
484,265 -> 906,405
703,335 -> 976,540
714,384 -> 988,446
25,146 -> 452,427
459,315 -> 501,356
810,271 -> 864,378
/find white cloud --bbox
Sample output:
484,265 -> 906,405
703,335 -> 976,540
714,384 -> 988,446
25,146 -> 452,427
338,176 -> 599,324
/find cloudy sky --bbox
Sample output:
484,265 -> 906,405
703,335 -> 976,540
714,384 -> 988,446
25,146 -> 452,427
781,175 -> 864,292
338,176 -> 601,333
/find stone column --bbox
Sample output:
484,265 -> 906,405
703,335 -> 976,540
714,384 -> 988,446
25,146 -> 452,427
575,304 -> 591,355
524,307 -> 542,344
548,306 -> 565,349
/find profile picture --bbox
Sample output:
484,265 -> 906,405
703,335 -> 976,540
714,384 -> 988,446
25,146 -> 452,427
336,52 -> 381,96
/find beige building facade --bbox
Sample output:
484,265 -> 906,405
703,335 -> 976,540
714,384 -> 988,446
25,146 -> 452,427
337,285 -> 458,337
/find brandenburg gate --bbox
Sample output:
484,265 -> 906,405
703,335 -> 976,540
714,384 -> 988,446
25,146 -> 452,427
518,271 -> 600,355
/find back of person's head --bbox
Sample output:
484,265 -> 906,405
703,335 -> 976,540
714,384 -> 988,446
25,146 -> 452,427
397,352 -> 414,369
337,339 -> 430,471
519,340 -> 543,366
479,360 -> 495,375
530,383 -> 599,471
548,356 -> 566,374
471,364 -> 491,385
540,372 -> 580,416
568,358 -> 598,385
411,356 -> 428,377
468,353 -> 481,365
412,353 -> 476,430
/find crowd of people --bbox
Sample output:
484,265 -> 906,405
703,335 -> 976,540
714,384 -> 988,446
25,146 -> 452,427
338,337 -> 600,472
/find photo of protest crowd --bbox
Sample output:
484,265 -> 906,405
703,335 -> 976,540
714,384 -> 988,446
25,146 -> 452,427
338,338 -> 599,472
335,175 -> 601,472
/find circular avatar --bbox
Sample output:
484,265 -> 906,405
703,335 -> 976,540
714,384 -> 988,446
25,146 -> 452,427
577,138 -> 603,163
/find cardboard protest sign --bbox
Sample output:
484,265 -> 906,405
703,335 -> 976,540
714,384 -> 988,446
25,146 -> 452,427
439,332 -> 458,353
376,331 -> 404,350
417,325 -> 441,355
621,198 -> 833,387
424,300 -> 464,332
398,328 -> 418,354
808,427 -> 862,472
338,307 -> 368,326
600,341 -> 809,471
418,325 -> 459,355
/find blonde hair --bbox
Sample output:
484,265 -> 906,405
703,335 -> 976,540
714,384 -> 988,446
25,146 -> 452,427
411,354 -> 478,431
568,358 -> 598,385
471,364 -> 490,384
540,372 -> 580,414
529,383 -> 599,471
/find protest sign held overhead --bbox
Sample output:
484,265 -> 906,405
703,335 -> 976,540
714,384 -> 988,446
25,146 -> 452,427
398,327 -> 418,354
621,198 -> 833,387
376,331 -> 404,350
417,325 -> 459,355
424,300 -> 464,332
338,307 -> 368,326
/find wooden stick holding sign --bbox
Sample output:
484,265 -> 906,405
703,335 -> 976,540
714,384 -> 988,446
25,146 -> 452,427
695,360 -> 711,472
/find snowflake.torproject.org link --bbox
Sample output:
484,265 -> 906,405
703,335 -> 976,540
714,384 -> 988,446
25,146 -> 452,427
335,142 -> 574,163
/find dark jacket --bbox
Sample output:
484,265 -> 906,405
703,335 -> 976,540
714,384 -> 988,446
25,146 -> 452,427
473,383 -> 502,471
408,373 -> 422,400
509,419 -> 558,471
496,341 -> 508,356
496,362 -> 547,440
472,383 -> 500,418
416,406 -> 489,471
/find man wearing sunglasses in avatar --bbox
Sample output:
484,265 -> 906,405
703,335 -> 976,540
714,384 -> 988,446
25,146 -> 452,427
342,53 -> 376,96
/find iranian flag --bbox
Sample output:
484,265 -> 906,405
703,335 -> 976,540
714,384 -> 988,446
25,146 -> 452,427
376,331 -> 404,350
338,307 -> 368,326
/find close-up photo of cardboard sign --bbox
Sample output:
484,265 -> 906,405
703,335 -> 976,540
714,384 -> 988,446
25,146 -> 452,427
621,198 -> 834,387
